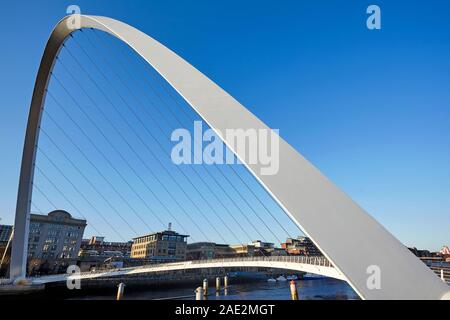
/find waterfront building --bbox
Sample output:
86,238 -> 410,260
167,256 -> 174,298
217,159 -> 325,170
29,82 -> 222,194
440,246 -> 450,262
186,241 -> 288,259
187,242 -> 278,260
0,224 -> 13,243
0,225 -> 13,276
281,236 -> 322,256
186,242 -> 242,260
0,242 -> 8,259
186,242 -> 215,260
214,244 -> 238,258
247,241 -> 287,256
131,227 -> 188,262
78,236 -> 132,258
251,240 -> 282,255
88,236 -> 105,244
408,247 -> 433,258
27,210 -> 86,260
251,240 -> 274,249
268,247 -> 288,256
230,244 -> 256,257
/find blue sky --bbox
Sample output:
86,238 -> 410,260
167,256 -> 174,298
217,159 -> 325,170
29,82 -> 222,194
0,1 -> 449,250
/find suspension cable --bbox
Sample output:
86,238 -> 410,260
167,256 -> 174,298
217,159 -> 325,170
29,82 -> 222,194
46,80 -> 197,241
35,165 -> 103,236
73,32 -> 279,245
43,101 -> 154,235
37,146 -> 127,241
82,30 -> 274,244
39,128 -> 139,236
87,30 -> 291,243
61,38 -> 233,244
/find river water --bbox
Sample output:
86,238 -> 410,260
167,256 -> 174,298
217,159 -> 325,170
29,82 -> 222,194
78,277 -> 359,300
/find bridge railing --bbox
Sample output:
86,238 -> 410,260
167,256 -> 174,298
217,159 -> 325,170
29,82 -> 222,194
29,255 -> 333,280
0,278 -> 12,285
190,255 -> 332,267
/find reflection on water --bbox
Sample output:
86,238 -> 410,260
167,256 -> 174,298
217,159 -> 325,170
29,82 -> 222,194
206,278 -> 358,300
77,278 -> 359,300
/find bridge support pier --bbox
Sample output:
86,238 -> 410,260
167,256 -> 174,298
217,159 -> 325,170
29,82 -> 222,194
202,278 -> 208,296
116,283 -> 125,300
216,277 -> 221,292
195,287 -> 204,300
290,280 -> 298,300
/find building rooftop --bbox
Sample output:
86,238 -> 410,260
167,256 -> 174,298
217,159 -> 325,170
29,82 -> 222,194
132,229 -> 189,240
30,210 -> 86,226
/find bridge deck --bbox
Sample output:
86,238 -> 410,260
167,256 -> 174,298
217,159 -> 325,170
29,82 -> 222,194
30,256 -> 345,284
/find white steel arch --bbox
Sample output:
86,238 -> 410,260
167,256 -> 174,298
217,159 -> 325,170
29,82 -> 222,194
11,15 -> 449,299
